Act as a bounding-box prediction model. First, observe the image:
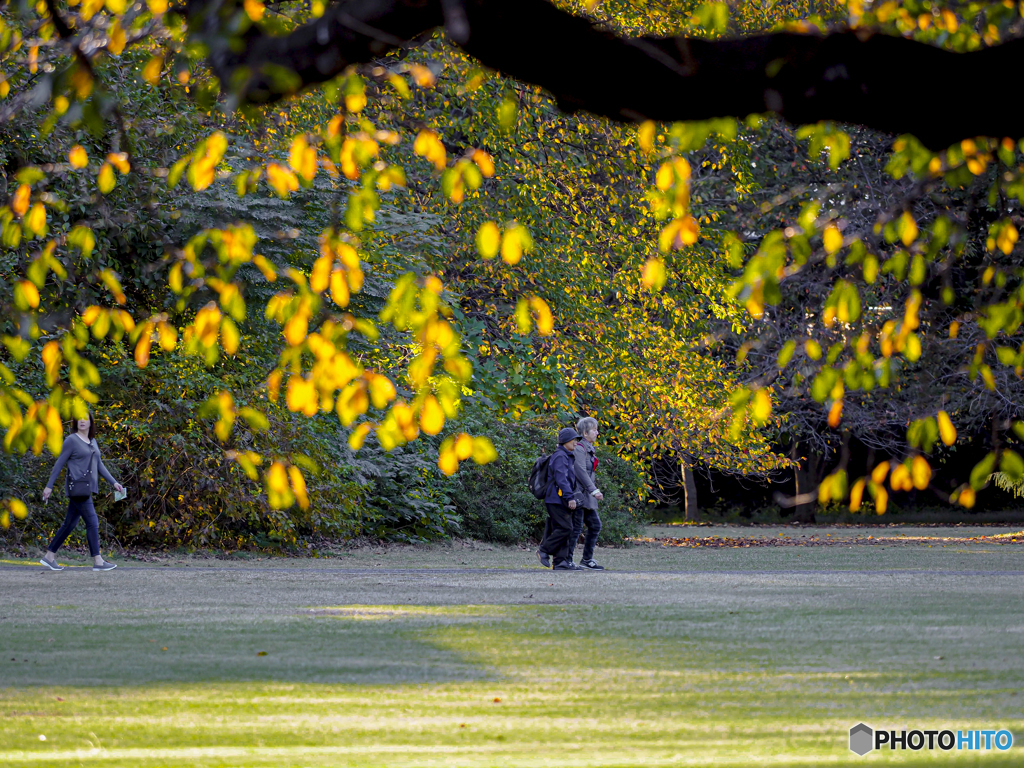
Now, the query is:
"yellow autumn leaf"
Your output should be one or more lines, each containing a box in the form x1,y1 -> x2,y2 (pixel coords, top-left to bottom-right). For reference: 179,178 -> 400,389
752,389 -> 771,423
266,462 -> 288,492
12,184 -> 30,216
365,375 -> 396,410
310,253 -> 332,294
501,224 -> 532,265
438,447 -> 459,476
41,341 -> 61,386
420,395 -> 445,435
911,456 -> 931,490
148,0 -> 167,12
471,436 -> 497,464
957,487 -> 975,508
45,405 -> 63,455
890,463 -> 912,492
330,269 -> 350,307
823,225 -> 842,254
827,399 -> 843,428
899,211 -> 919,246
871,461 -> 890,485
849,478 -> 865,512
413,130 -> 446,170
409,64 -> 435,87
638,121 -> 656,153
286,375 -> 318,416
107,152 -> 130,174
472,149 -> 494,177
8,497 -> 27,519
937,410 -> 956,446
143,56 -> 163,85
288,465 -> 309,510
134,329 -> 152,368
244,0 -> 265,20
82,305 -> 102,326
107,21 -> 126,55
288,135 -> 317,182
655,162 -> 675,191
69,145 -> 88,168
530,296 -> 554,335
874,485 -> 888,514
283,310 -> 308,346
157,321 -> 177,352
266,163 -> 299,197
336,381 -> 369,426
677,216 -> 699,246
220,317 -> 240,354
642,258 -> 667,290
345,92 -> 367,113
515,297 -> 531,334
266,462 -> 294,509
348,423 -> 372,450
25,203 -> 46,237
996,223 -> 1019,255
476,222 -> 501,259
98,163 -> 116,194
15,280 -> 40,309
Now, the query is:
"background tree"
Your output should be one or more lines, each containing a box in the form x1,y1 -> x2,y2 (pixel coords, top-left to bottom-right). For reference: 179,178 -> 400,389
3,0 -> 1024,536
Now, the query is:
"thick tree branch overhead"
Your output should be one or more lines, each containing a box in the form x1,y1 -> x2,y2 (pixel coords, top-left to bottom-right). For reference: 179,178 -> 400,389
193,0 -> 1024,149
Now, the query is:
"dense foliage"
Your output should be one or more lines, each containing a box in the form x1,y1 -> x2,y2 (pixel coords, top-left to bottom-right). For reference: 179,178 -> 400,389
449,410 -> 645,543
3,0 -> 1024,543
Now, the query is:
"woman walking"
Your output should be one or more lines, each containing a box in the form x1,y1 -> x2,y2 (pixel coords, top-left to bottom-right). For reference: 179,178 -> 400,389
40,411 -> 124,571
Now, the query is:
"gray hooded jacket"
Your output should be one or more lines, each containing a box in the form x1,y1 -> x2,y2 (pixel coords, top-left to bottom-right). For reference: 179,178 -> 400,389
573,439 -> 599,510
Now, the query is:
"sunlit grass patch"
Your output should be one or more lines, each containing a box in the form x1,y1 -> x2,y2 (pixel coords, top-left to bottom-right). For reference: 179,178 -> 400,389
307,604 -> 524,621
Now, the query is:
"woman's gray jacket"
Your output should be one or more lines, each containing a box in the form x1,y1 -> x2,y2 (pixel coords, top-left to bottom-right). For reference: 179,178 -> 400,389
573,440 -> 599,510
46,435 -> 117,495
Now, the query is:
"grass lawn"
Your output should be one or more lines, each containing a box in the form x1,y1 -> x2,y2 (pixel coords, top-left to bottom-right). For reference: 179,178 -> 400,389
1,526 -> 1023,766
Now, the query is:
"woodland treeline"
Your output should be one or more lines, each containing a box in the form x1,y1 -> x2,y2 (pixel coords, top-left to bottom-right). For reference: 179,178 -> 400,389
2,0 -> 1024,549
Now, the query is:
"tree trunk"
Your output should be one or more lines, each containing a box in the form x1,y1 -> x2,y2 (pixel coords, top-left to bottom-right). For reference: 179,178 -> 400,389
682,458 -> 699,522
792,447 -> 820,523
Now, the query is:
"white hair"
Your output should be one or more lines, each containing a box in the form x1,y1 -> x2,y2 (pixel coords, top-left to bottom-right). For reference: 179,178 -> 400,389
576,416 -> 598,436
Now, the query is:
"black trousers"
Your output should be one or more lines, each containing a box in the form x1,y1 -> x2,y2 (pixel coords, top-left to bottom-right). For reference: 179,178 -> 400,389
48,495 -> 100,557
540,502 -> 574,567
570,506 -> 602,562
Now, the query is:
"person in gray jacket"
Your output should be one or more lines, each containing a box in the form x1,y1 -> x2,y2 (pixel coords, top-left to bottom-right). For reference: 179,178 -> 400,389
40,411 -> 124,571
569,416 -> 605,570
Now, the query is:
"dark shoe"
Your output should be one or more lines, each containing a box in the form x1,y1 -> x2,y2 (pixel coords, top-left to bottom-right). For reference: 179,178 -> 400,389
553,561 -> 583,571
536,549 -> 550,568
580,559 -> 605,570
92,561 -> 117,571
40,558 -> 64,571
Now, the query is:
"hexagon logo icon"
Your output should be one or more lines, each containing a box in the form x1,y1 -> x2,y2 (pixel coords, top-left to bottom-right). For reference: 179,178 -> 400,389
849,723 -> 874,755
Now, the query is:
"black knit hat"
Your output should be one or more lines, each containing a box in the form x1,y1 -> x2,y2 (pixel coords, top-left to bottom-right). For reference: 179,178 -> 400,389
557,427 -> 582,445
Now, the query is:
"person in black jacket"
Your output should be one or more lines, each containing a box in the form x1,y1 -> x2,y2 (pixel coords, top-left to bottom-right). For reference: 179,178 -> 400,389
536,427 -> 584,571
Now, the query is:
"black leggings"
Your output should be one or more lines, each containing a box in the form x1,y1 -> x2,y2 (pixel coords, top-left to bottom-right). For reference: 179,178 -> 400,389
47,496 -> 100,557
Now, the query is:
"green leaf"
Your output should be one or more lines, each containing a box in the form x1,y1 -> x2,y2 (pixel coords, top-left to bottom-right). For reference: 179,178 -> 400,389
970,452 -> 997,491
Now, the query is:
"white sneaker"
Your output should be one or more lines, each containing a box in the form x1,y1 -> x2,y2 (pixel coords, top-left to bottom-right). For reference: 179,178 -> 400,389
40,558 -> 64,571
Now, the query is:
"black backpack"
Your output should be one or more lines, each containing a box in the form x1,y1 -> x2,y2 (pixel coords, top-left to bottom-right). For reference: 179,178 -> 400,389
528,454 -> 551,499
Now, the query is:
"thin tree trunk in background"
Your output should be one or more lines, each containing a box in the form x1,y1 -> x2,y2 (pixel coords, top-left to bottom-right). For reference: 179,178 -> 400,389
682,459 -> 699,522
791,444 -> 820,523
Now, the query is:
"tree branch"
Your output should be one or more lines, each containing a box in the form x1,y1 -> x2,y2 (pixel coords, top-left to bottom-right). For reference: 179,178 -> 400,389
198,0 -> 1024,148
